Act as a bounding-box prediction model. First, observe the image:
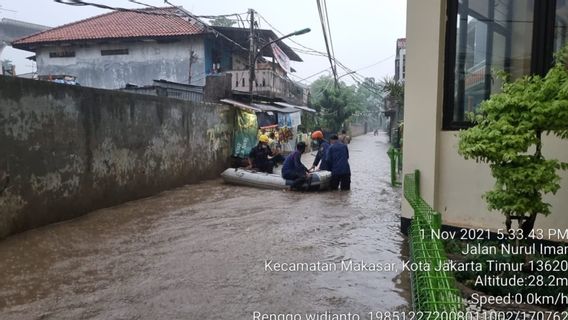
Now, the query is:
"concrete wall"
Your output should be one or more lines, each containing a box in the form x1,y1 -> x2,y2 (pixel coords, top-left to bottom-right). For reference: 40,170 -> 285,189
403,0 -> 568,239
348,123 -> 367,137
0,75 -> 234,238
36,38 -> 206,89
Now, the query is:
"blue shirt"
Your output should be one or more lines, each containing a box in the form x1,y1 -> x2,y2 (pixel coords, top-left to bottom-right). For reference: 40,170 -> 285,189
312,140 -> 330,170
326,142 -> 350,175
282,150 -> 308,177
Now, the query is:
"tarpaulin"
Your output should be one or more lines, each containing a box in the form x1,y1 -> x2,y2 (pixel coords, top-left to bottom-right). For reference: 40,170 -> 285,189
233,110 -> 258,158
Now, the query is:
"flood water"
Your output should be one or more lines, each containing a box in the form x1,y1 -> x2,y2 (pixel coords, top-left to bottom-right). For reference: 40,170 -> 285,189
0,132 -> 410,320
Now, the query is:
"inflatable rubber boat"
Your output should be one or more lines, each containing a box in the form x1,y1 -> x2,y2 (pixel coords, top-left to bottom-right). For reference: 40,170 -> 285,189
221,168 -> 331,190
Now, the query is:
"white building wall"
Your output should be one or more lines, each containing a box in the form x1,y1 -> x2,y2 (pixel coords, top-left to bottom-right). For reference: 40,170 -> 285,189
35,38 -> 206,89
402,0 -> 446,220
404,0 -> 568,240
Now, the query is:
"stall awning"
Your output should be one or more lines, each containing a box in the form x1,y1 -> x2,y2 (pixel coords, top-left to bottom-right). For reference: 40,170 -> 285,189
220,99 -> 261,113
274,102 -> 316,113
252,103 -> 298,113
220,99 -> 309,115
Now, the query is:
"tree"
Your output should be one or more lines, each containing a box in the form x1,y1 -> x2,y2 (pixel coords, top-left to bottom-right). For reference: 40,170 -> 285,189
380,76 -> 405,146
209,16 -> 236,27
309,76 -> 362,133
458,48 -> 568,236
356,77 -> 385,129
380,76 -> 404,109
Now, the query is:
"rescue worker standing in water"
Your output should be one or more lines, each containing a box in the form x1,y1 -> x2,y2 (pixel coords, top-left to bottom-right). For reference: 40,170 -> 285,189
309,130 -> 330,172
326,134 -> 351,190
247,135 -> 274,173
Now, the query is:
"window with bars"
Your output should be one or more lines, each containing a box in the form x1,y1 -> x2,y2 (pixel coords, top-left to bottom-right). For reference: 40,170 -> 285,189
101,49 -> 129,56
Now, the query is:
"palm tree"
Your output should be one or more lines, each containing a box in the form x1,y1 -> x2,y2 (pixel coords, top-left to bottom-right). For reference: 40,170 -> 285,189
380,76 -> 404,147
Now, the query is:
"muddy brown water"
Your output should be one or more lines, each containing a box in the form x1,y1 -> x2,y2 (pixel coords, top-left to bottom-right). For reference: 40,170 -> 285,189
0,132 -> 410,320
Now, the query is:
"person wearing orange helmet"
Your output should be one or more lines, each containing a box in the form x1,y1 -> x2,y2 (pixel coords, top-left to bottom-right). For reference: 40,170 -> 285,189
309,130 -> 330,172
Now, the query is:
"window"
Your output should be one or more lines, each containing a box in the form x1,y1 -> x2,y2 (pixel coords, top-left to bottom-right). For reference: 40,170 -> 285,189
443,0 -> 565,129
49,51 -> 75,58
101,49 -> 129,56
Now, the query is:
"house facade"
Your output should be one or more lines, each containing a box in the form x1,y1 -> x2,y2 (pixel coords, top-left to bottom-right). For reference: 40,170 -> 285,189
403,0 -> 568,239
12,7 -> 306,105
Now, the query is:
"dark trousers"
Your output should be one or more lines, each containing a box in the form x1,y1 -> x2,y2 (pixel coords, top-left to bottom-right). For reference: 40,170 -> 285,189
330,174 -> 351,190
256,162 -> 274,174
272,154 -> 285,164
283,172 -> 309,190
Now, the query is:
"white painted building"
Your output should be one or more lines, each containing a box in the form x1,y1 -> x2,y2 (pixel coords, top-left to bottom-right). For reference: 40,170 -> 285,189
403,0 -> 568,240
12,7 -> 304,94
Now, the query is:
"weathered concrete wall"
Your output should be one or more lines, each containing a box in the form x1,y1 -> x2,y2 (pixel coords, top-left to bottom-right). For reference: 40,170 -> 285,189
35,38 -> 206,89
349,123 -> 367,137
0,75 -> 234,238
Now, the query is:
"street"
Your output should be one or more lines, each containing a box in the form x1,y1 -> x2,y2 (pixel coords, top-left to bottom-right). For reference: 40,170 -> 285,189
0,132 -> 410,320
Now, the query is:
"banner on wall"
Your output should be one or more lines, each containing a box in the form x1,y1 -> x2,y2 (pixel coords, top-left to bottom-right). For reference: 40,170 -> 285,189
233,110 -> 258,158
271,42 -> 291,73
278,112 -> 301,128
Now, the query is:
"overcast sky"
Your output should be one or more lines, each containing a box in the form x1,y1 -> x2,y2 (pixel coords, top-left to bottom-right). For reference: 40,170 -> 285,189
0,0 -> 406,85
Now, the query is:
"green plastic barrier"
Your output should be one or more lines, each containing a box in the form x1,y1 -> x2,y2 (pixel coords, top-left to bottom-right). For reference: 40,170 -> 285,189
404,170 -> 464,313
387,147 -> 402,187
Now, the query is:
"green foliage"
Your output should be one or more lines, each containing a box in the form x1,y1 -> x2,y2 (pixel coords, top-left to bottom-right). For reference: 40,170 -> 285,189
380,76 -> 404,109
209,16 -> 236,27
458,47 -> 568,227
308,75 -> 389,132
309,75 -> 363,132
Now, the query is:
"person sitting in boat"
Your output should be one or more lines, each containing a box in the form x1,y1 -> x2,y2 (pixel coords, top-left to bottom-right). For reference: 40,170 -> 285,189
309,130 -> 330,172
268,132 -> 285,167
282,141 -> 311,191
247,135 -> 274,173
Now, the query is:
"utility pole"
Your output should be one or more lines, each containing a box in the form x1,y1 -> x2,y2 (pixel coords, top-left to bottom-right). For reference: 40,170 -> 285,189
248,8 -> 255,103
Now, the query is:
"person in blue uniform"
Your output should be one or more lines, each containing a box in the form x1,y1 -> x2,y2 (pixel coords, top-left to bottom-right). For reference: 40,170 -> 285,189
309,130 -> 330,171
282,142 -> 311,190
326,134 -> 351,190
247,135 -> 274,173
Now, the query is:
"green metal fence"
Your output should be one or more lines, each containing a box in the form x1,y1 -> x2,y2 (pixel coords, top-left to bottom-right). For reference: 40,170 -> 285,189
387,147 -> 402,187
404,170 -> 464,313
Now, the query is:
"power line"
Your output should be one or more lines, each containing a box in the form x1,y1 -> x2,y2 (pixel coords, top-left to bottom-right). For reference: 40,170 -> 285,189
260,11 -> 389,86
322,0 -> 337,75
0,4 -> 17,12
163,0 -> 251,52
196,12 -> 248,19
53,0 -> 250,52
316,0 -> 338,86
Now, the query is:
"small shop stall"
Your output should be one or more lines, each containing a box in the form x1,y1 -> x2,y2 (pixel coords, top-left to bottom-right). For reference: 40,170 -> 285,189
221,99 -> 316,161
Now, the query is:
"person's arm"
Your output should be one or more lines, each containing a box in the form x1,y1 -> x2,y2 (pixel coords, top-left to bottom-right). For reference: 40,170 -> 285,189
294,152 -> 309,173
311,151 -> 321,170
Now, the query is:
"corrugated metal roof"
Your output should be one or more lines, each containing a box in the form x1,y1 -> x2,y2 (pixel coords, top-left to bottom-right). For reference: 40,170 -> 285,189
274,101 -> 316,113
220,99 -> 261,113
252,103 -> 298,113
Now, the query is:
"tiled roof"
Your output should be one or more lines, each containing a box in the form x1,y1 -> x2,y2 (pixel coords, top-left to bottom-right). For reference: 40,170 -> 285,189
13,7 -> 207,48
